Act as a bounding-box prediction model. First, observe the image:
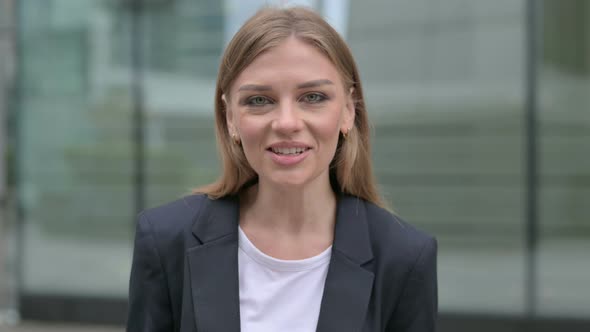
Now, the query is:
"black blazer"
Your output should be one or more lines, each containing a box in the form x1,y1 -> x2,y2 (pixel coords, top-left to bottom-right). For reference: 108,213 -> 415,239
127,193 -> 437,332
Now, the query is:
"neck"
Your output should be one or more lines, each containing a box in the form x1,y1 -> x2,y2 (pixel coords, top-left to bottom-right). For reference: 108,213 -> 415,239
239,177 -> 337,235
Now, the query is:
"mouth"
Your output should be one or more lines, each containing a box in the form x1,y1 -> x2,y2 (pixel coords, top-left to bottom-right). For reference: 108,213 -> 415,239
267,147 -> 312,155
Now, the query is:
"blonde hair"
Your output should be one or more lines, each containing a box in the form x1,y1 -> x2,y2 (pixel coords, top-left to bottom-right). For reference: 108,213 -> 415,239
194,6 -> 386,209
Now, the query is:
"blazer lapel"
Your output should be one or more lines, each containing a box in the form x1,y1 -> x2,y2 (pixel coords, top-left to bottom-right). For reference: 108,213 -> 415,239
316,194 -> 375,332
185,194 -> 374,332
187,195 -> 241,332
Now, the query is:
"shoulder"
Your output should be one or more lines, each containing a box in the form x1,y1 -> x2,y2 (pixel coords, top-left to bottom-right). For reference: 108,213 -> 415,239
361,202 -> 439,330
362,199 -> 437,271
136,194 -> 208,243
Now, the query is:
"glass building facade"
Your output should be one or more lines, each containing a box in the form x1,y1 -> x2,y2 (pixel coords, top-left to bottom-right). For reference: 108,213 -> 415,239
0,0 -> 589,330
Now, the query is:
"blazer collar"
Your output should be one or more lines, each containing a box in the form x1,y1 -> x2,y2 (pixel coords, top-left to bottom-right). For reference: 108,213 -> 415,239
191,193 -> 374,261
187,193 -> 374,332
186,195 -> 241,332
331,193 -> 374,264
191,194 -> 239,244
316,194 -> 375,332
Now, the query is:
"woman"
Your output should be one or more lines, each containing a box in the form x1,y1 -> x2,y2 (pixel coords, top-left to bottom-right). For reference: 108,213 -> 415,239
127,6 -> 437,332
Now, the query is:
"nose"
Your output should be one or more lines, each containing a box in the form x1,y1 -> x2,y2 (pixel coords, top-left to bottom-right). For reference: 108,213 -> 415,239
272,100 -> 303,134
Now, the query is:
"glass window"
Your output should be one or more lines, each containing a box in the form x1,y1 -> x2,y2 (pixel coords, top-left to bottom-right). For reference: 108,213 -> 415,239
141,0 -> 224,208
11,0 -> 590,324
18,0 -> 134,297
538,0 -> 590,318
1,0 -> 19,323
351,0 -> 527,314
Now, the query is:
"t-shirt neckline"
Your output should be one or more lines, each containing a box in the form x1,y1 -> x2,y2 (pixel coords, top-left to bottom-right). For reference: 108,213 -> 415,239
238,226 -> 332,272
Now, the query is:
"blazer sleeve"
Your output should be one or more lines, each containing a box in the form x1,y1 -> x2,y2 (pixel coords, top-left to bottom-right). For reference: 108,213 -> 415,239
127,212 -> 174,332
386,237 -> 438,332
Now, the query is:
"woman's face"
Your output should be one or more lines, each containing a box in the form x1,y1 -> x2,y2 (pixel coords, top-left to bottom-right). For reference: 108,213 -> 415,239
225,37 -> 355,190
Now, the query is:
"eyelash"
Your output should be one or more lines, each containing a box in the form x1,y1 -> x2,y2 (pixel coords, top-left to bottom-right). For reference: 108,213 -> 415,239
301,93 -> 328,104
244,92 -> 328,106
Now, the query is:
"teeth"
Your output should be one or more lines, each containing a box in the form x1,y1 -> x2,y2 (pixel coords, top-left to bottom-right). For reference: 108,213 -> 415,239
271,147 -> 308,155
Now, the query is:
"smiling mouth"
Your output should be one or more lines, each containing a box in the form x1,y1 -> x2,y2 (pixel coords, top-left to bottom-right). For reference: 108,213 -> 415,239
268,147 -> 311,155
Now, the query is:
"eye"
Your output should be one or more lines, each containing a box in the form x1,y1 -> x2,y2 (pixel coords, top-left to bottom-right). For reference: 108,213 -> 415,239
246,96 -> 272,106
301,92 -> 327,104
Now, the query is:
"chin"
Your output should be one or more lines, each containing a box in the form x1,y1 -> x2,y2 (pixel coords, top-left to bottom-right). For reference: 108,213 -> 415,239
269,176 -> 310,188
264,170 -> 327,190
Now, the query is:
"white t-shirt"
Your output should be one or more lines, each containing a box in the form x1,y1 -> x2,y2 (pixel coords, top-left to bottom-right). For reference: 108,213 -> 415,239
238,226 -> 332,332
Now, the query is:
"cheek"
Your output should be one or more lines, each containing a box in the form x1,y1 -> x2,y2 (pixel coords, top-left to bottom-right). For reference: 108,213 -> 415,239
317,121 -> 341,145
236,118 -> 266,166
238,117 -> 264,144
315,110 -> 344,143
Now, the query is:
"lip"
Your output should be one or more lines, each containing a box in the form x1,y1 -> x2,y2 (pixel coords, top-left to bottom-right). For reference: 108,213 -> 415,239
267,141 -> 312,149
266,142 -> 312,166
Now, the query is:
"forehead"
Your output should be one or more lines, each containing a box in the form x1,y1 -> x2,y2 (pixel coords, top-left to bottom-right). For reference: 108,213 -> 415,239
231,37 -> 343,92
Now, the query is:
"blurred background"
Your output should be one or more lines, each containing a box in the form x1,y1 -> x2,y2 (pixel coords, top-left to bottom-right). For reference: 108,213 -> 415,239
0,0 -> 588,331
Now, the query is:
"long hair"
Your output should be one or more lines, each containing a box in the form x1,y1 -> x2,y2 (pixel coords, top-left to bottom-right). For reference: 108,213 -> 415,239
194,6 -> 386,209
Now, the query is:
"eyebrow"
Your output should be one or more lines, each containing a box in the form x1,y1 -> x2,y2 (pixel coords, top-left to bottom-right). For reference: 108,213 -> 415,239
237,79 -> 334,92
296,79 -> 334,89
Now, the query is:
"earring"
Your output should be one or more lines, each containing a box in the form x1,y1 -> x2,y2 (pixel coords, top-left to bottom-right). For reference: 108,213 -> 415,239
231,133 -> 240,145
342,127 -> 352,139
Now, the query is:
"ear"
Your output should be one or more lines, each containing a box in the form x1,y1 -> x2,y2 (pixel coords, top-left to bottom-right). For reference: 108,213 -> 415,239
341,87 -> 356,132
222,94 -> 235,134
